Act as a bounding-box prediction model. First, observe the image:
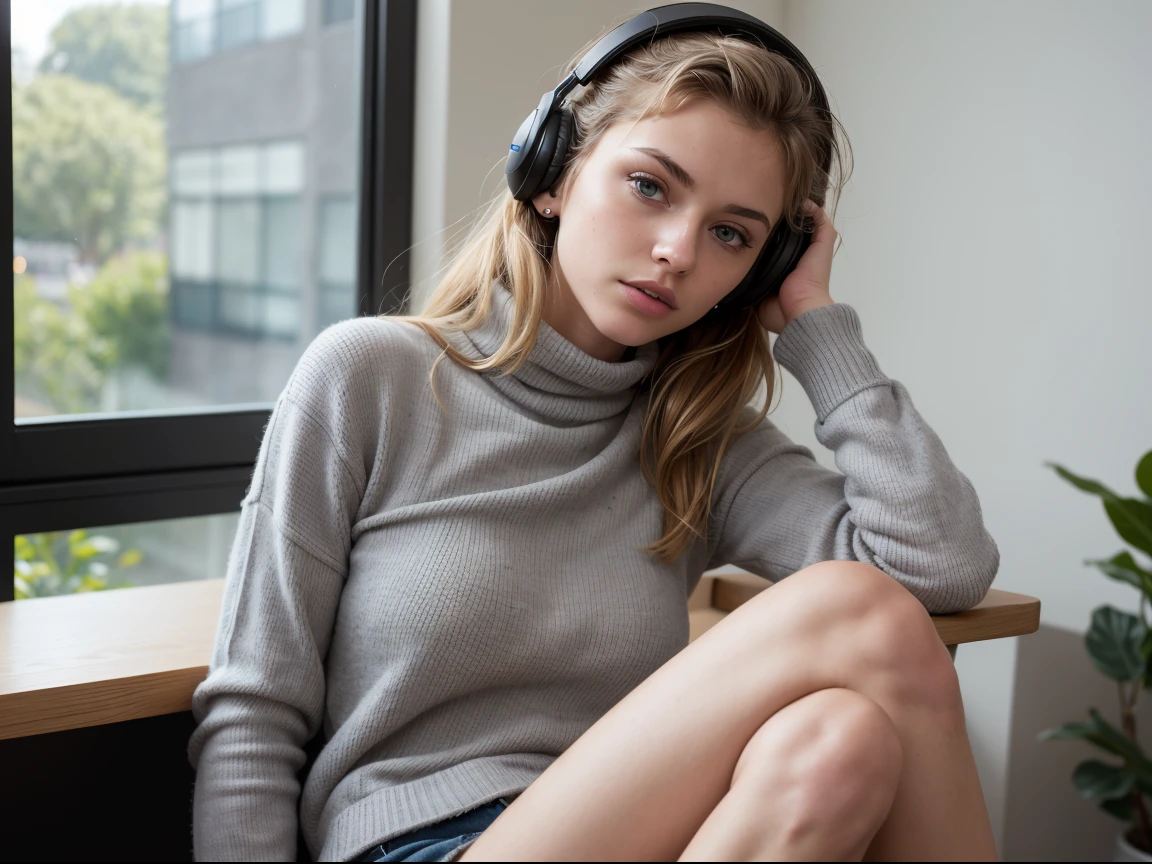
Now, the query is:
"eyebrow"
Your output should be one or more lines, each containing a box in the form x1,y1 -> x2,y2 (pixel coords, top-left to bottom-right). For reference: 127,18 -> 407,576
631,146 -> 772,231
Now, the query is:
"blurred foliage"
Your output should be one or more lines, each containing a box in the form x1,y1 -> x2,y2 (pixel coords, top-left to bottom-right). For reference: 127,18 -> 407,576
71,250 -> 172,378
14,529 -> 141,599
14,251 -> 171,415
12,73 -> 166,263
37,3 -> 169,109
1040,451 -> 1152,852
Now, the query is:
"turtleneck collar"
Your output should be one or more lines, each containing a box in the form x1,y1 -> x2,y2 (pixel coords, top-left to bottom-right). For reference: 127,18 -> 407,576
446,282 -> 659,425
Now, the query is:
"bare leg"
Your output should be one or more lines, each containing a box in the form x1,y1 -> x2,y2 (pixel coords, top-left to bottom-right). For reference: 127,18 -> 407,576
679,687 -> 904,861
459,561 -> 996,862
861,668 -> 995,861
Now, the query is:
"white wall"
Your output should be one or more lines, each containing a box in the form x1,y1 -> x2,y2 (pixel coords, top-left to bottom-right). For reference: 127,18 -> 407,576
410,1 -> 1152,858
776,2 -> 1151,857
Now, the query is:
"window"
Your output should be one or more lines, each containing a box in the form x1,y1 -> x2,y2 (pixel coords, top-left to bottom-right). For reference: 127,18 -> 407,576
7,0 -> 416,602
318,197 -> 357,329
15,514 -> 240,599
174,0 -> 216,62
173,0 -> 306,63
171,141 -> 305,342
219,0 -> 260,51
325,0 -> 357,26
264,0 -> 307,39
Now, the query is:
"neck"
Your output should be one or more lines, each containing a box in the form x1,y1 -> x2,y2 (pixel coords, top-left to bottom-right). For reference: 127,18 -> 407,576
541,267 -> 629,363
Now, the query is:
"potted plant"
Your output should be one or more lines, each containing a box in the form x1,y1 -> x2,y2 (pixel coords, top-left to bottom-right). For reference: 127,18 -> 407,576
1039,449 -> 1152,861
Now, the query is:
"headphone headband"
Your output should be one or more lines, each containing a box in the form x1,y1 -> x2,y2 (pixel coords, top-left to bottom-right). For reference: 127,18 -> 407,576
572,3 -> 822,108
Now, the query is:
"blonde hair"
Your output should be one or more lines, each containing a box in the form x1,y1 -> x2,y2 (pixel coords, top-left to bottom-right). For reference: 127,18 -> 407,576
389,28 -> 852,565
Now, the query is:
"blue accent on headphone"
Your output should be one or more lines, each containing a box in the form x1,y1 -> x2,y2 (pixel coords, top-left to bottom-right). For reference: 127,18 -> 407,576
510,144 -> 521,152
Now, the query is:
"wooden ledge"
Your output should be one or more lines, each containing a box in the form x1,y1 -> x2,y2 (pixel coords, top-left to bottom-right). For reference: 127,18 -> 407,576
0,580 -> 223,741
688,572 -> 1041,646
0,573 -> 1040,741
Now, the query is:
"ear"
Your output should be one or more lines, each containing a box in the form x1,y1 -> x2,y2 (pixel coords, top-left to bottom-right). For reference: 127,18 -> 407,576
530,187 -> 560,220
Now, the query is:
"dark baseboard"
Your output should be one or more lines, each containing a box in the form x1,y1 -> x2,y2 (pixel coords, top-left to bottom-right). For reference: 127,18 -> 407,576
0,712 -> 197,862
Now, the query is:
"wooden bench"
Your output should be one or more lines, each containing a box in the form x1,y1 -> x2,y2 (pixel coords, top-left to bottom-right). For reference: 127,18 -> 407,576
0,574 -> 1041,740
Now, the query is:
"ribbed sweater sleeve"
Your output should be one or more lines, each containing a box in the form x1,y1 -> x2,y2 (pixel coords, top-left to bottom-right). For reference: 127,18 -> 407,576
187,324 -> 374,861
708,302 -> 999,614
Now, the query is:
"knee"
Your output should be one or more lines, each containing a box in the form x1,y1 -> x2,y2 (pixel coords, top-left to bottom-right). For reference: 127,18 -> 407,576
753,561 -> 963,714
736,688 -> 903,845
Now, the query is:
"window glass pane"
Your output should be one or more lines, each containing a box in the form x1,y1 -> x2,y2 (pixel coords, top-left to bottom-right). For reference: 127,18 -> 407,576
219,1 -> 260,52
173,149 -> 215,196
324,0 -> 356,26
317,197 -> 356,329
175,17 -> 215,63
263,197 -> 302,291
263,0 -> 306,40
319,198 -> 355,284
264,295 -> 300,337
219,288 -> 262,332
13,1 -> 363,418
218,145 -> 261,196
171,200 -> 215,280
318,287 -> 354,330
263,140 -> 304,194
175,0 -> 215,22
14,513 -> 240,600
173,279 -> 216,329
217,201 -> 260,284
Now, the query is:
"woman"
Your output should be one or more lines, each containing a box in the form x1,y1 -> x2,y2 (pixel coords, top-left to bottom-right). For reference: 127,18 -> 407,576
189,7 -> 1001,862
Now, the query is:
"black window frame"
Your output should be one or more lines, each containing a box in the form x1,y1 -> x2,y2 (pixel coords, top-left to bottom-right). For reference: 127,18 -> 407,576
0,0 -> 417,601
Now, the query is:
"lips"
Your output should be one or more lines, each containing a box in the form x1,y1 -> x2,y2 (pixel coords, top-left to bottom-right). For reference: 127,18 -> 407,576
622,281 -> 677,309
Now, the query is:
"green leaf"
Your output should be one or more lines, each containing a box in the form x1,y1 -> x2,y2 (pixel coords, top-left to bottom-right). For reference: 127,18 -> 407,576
1049,462 -> 1122,498
1091,710 -> 1152,780
1040,721 -> 1104,746
1086,606 -> 1147,681
1047,463 -> 1152,556
1102,795 -> 1135,822
1040,709 -> 1152,786
1136,450 -> 1152,500
1074,759 -> 1136,799
1106,498 -> 1152,559
1086,551 -> 1152,595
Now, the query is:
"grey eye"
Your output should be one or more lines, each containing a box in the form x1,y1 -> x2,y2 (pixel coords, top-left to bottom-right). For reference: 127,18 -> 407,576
715,226 -> 738,243
636,179 -> 660,198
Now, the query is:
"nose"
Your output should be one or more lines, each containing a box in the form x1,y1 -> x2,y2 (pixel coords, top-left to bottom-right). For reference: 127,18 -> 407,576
651,217 -> 697,275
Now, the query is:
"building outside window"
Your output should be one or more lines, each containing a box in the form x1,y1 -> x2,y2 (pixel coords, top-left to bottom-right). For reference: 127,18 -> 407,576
317,196 -> 357,330
324,0 -> 356,26
11,0 -> 368,601
171,141 -> 305,341
174,0 -> 306,63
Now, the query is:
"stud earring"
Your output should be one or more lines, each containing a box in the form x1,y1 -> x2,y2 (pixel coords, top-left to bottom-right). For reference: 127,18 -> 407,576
543,208 -> 552,216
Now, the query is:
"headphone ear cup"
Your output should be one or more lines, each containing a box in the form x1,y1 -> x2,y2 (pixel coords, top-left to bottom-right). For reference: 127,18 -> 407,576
719,222 -> 812,310
758,229 -> 811,302
537,108 -> 573,196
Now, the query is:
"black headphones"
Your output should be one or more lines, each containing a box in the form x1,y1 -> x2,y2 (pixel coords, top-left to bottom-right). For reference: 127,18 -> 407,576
505,2 -> 832,313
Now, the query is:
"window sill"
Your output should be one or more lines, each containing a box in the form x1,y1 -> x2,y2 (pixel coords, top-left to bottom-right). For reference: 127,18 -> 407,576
0,574 -> 1039,741
0,580 -> 223,740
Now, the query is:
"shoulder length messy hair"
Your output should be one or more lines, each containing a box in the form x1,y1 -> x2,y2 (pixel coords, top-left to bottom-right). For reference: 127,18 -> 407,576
390,28 -> 852,566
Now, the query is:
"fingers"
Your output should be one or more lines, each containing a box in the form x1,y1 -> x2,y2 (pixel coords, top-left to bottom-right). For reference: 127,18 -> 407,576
802,199 -> 838,247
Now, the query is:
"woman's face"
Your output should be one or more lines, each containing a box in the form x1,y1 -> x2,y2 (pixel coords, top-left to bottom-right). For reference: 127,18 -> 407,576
535,98 -> 788,362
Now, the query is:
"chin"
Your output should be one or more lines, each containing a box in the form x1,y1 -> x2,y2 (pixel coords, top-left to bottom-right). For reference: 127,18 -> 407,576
592,316 -> 660,348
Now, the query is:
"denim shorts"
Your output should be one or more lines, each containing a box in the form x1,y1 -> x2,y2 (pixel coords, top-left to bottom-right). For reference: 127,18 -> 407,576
352,796 -> 513,863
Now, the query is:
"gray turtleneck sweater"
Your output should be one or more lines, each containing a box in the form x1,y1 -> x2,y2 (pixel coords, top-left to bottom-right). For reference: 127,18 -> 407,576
188,282 -> 999,861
